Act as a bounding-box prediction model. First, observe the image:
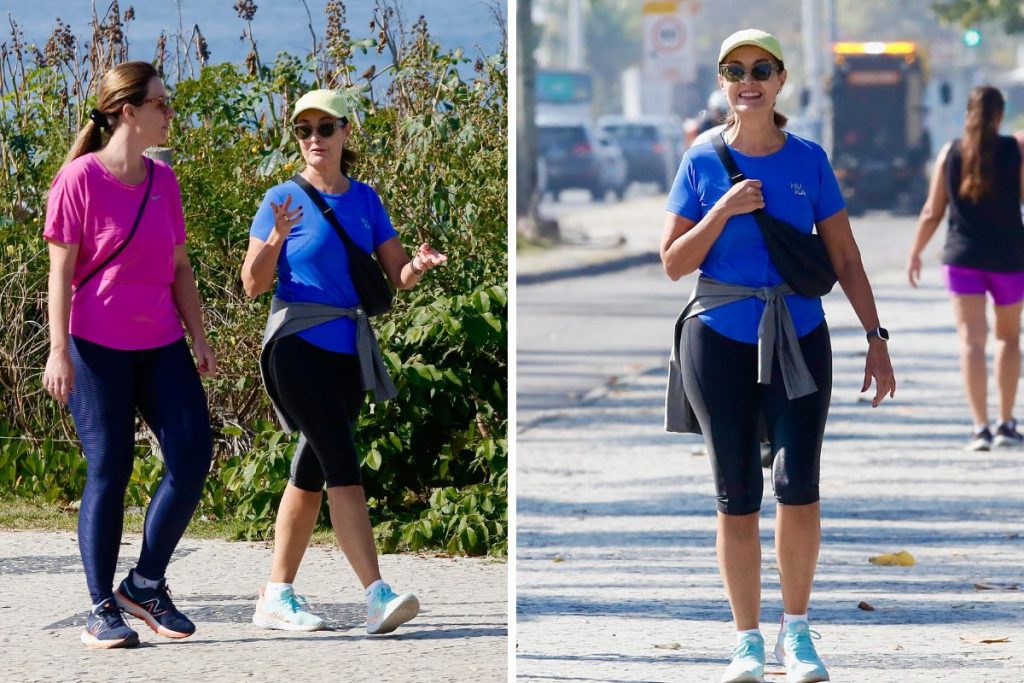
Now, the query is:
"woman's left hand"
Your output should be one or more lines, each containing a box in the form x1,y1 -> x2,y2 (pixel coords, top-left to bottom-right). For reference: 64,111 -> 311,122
862,342 -> 895,407
192,337 -> 218,378
413,242 -> 448,272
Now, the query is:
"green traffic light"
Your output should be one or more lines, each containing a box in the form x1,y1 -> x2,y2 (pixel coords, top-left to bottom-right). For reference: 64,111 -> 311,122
963,28 -> 982,48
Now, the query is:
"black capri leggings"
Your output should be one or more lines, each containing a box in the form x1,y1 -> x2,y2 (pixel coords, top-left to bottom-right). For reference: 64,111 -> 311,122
680,317 -> 832,515
266,334 -> 366,490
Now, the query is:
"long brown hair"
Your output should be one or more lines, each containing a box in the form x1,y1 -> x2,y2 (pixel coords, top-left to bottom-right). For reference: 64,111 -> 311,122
64,61 -> 159,166
340,147 -> 358,176
723,59 -> 789,131
959,85 -> 1004,203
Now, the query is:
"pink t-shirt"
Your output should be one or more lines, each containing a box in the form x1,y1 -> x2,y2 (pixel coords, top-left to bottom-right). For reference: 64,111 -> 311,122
44,153 -> 186,350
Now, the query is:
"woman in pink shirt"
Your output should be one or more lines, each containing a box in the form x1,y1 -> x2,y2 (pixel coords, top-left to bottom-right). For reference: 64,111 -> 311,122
42,61 -> 216,649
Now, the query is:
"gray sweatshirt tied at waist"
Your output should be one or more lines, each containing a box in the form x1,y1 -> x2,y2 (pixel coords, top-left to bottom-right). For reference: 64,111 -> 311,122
260,297 -> 398,433
665,275 -> 819,434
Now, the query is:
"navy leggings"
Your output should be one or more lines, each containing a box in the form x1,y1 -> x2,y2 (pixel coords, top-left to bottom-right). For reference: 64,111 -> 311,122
266,334 -> 365,491
68,336 -> 212,604
680,317 -> 832,515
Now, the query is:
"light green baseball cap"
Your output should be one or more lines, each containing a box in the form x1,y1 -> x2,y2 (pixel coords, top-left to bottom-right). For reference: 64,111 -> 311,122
718,28 -> 784,64
290,89 -> 353,122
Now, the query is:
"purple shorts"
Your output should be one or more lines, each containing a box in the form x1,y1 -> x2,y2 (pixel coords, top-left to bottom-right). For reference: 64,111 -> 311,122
943,265 -> 1024,306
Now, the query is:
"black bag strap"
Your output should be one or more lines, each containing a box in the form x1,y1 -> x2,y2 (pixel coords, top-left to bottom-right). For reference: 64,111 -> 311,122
711,133 -> 747,185
290,173 -> 362,252
75,157 -> 155,292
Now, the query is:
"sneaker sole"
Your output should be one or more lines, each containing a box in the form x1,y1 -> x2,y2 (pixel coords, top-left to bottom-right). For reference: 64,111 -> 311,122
252,610 -> 325,632
367,594 -> 420,635
114,590 -> 193,639
993,436 -> 1023,449
966,442 -> 991,451
80,629 -> 139,649
787,673 -> 829,683
721,672 -> 764,683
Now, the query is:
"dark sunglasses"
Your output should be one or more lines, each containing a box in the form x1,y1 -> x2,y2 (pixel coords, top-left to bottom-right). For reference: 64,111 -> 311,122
719,62 -> 778,83
292,117 -> 350,140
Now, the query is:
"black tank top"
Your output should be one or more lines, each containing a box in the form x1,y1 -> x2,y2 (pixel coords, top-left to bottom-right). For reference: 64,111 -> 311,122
942,136 -> 1024,271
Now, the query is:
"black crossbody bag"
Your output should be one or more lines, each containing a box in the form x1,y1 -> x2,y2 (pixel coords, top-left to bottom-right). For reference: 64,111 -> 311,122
291,174 -> 394,316
711,134 -> 838,298
74,157 -> 155,293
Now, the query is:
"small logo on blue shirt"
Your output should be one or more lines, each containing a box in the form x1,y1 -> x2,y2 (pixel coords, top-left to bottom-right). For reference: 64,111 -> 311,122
790,183 -> 806,197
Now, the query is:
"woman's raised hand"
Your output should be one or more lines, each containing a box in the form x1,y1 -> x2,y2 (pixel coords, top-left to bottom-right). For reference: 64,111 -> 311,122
270,195 -> 303,239
413,243 -> 448,272
717,179 -> 765,218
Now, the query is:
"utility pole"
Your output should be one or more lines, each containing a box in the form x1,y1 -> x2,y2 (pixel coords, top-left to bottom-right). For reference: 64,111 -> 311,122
801,0 -> 824,141
567,0 -> 584,70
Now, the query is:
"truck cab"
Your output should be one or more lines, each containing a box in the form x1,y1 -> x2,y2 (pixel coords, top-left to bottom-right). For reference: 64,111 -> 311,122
829,41 -> 931,215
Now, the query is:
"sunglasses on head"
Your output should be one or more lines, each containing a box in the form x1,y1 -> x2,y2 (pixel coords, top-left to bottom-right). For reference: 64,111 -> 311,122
719,62 -> 778,83
292,117 -> 350,140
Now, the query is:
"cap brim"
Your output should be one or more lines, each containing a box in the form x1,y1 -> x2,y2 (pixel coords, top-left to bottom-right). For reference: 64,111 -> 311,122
290,106 -> 348,123
719,40 -> 783,64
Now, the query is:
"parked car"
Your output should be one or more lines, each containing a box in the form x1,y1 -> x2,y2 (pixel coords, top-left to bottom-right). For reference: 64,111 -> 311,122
597,115 -> 679,192
536,119 -> 627,202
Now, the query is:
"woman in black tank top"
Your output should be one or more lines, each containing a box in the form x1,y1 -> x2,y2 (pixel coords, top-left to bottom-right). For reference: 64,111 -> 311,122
907,85 -> 1024,450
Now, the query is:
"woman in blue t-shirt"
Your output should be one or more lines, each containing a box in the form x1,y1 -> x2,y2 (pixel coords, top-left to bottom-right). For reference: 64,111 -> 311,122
241,89 -> 446,636
661,30 -> 895,683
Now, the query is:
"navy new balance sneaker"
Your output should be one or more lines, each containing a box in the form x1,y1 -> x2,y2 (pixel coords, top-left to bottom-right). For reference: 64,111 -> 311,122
114,568 -> 195,639
81,599 -> 139,649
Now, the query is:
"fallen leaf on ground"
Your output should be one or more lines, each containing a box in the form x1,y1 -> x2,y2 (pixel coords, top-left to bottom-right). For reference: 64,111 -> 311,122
868,550 -> 915,566
951,603 -> 976,609
892,644 -> 904,651
974,583 -> 994,590
552,554 -> 564,563
653,642 -> 681,650
857,601 -> 875,611
959,633 -> 1010,645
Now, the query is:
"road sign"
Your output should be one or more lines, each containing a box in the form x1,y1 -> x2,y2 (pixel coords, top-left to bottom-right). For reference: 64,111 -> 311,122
643,4 -> 696,84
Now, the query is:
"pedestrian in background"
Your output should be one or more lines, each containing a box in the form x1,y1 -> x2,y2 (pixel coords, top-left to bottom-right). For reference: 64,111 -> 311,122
908,86 -> 1024,451
662,29 -> 895,683
42,61 -> 216,649
241,89 -> 446,635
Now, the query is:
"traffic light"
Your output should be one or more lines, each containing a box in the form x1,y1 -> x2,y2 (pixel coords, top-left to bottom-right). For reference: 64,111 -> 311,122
963,28 -> 982,48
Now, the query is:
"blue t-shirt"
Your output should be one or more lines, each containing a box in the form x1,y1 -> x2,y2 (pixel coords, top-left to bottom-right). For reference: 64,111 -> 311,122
667,133 -> 845,343
251,178 -> 398,354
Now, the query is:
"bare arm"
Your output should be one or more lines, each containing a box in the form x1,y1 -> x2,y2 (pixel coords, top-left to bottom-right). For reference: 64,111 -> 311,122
907,142 -> 951,287
172,244 -> 216,377
660,178 -> 765,280
818,208 -> 896,406
42,241 -> 79,404
241,195 -> 303,298
375,237 -> 447,290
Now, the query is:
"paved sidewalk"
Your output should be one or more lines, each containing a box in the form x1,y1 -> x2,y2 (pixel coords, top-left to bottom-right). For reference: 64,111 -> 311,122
517,268 -> 1024,682
0,531 -> 506,682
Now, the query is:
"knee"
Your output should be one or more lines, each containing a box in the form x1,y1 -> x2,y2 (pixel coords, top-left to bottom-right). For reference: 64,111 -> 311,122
773,474 -> 819,506
717,486 -> 762,516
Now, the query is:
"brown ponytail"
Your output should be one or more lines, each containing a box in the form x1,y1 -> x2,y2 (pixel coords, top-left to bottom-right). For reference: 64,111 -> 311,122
959,85 -> 1004,203
340,147 -> 358,176
63,61 -> 160,166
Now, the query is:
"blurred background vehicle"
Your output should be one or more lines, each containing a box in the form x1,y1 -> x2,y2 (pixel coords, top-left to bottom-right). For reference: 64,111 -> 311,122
597,115 -> 679,192
537,118 -> 628,202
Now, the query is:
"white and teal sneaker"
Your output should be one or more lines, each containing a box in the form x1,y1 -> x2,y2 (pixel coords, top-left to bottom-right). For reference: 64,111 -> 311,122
774,621 -> 830,683
252,585 -> 325,632
366,582 -> 419,635
721,632 -> 766,682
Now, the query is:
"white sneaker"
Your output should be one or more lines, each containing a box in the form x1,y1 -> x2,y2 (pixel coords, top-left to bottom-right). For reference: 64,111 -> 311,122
775,621 -> 830,683
721,632 -> 766,682
366,582 -> 419,635
252,585 -> 325,631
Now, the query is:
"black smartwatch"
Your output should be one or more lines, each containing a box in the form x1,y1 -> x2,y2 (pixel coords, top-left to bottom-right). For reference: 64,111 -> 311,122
866,326 -> 889,342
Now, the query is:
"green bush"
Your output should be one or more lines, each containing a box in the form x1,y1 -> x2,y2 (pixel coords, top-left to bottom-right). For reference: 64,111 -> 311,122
0,4 -> 507,555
